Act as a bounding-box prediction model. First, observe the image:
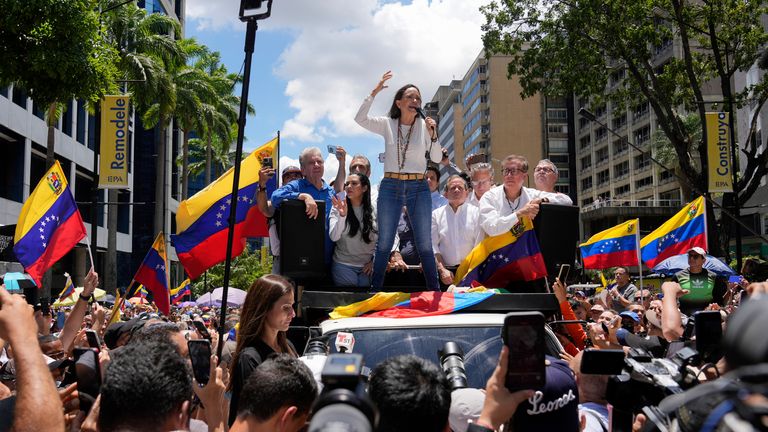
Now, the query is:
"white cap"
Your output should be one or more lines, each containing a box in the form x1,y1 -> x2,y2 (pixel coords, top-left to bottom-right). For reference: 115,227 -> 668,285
449,388 -> 485,432
687,247 -> 707,257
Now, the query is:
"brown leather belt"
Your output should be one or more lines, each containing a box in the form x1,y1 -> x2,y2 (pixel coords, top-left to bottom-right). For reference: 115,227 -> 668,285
384,172 -> 424,181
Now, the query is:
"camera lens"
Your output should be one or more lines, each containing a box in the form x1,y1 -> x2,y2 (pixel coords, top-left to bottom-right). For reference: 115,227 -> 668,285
439,342 -> 468,390
306,339 -> 329,355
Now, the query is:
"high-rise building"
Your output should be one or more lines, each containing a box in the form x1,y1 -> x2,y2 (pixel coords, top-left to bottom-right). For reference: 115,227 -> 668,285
0,0 -> 186,293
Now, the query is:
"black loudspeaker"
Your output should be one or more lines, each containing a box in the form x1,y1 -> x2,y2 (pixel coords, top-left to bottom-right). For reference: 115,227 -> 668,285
279,199 -> 326,280
533,203 -> 580,278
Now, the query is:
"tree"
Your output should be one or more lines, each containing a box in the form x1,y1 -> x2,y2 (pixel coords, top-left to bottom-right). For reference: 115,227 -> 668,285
190,245 -> 270,297
0,0 -> 118,168
482,0 -> 768,259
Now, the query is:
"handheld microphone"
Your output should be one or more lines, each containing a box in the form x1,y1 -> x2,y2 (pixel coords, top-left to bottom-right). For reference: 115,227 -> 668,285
334,332 -> 355,353
415,107 -> 426,119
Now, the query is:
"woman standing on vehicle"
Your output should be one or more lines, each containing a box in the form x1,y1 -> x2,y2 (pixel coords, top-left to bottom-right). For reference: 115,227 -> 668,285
329,173 -> 378,287
354,71 -> 443,290
227,274 -> 297,425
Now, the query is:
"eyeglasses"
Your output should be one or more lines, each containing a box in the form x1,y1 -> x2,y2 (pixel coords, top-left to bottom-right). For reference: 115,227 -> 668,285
534,166 -> 555,173
502,168 -> 526,176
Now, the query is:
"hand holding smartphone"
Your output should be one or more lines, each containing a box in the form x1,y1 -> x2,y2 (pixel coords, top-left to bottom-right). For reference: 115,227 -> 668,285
262,157 -> 273,169
501,312 -> 546,391
188,340 -> 212,386
192,320 -> 211,340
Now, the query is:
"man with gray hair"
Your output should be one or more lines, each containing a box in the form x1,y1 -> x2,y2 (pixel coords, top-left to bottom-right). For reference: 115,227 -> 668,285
467,162 -> 494,207
271,147 -> 336,264
533,159 -> 573,205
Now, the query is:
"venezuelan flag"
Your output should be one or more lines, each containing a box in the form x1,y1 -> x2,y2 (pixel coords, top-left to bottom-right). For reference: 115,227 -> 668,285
171,137 -> 277,279
365,291 -> 494,318
641,196 -> 707,268
133,233 -> 170,315
13,161 -> 86,285
171,278 -> 191,304
454,217 -> 547,287
57,273 -> 76,303
580,219 -> 640,269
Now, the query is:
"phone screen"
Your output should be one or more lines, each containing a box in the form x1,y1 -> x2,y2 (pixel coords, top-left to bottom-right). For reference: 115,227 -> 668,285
192,320 -> 211,340
74,348 -> 101,412
327,145 -> 337,154
557,264 -> 571,283
85,330 -> 101,349
728,275 -> 742,284
694,311 -> 723,362
188,340 -> 211,386
502,312 -> 546,391
263,157 -> 273,168
580,348 -> 625,375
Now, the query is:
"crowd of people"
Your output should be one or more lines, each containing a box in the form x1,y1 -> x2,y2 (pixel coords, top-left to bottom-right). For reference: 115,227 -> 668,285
2,71 -> 767,431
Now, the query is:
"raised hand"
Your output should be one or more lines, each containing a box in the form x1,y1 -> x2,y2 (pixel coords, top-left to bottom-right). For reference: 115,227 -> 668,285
371,70 -> 393,97
331,194 -> 347,217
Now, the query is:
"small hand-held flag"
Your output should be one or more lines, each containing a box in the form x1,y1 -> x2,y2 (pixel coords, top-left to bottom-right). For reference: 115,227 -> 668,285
57,272 -> 76,302
133,233 -> 170,315
13,161 -> 87,285
171,278 -> 191,304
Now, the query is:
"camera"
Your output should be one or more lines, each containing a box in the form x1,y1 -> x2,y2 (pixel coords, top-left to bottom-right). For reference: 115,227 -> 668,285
438,342 -> 468,390
308,353 -> 377,432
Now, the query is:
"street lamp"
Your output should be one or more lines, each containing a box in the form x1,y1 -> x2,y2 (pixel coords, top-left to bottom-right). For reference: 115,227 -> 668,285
216,0 -> 274,359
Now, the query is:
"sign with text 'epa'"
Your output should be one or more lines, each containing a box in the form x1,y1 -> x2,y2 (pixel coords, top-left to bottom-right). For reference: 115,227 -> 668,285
99,95 -> 130,189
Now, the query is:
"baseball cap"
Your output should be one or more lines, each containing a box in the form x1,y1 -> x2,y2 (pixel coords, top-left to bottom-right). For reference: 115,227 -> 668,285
449,388 -> 485,432
590,304 -> 605,313
281,165 -> 301,177
687,247 -> 707,257
512,357 -> 579,432
575,290 -> 586,298
620,311 -> 640,322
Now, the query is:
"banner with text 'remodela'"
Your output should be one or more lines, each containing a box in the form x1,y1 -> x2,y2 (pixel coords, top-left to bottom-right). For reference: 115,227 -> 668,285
706,112 -> 733,193
99,95 -> 130,189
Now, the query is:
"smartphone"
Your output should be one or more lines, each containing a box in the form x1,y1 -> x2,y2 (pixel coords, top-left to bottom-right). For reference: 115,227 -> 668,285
73,347 -> 101,412
40,298 -> 50,316
262,157 -> 273,168
580,348 -> 625,375
501,312 -> 546,391
378,152 -> 385,163
191,320 -> 211,340
327,145 -> 337,154
557,264 -> 571,283
694,310 -> 723,362
728,275 -> 742,284
85,329 -> 101,349
188,340 -> 212,386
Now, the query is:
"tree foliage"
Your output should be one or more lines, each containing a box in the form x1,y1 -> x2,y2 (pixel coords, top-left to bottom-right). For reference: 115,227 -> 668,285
0,0 -> 118,107
190,245 -> 271,298
482,0 -> 768,255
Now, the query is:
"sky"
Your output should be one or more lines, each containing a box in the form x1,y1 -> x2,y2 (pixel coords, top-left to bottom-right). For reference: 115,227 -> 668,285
185,0 -> 488,184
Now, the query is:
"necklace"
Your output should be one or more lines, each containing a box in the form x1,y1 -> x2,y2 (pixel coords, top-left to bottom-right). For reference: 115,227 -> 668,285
396,121 -> 414,171
504,188 -> 521,211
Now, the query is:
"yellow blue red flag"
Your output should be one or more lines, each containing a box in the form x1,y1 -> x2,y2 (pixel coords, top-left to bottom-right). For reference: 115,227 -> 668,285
57,273 -> 76,303
579,219 -> 640,269
171,278 -> 191,304
133,233 -> 170,315
171,137 -> 277,279
640,196 -> 707,268
14,161 -> 86,285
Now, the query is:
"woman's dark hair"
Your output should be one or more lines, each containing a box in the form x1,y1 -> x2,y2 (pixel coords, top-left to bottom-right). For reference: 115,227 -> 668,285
388,84 -> 420,119
345,173 -> 375,243
228,274 -> 296,391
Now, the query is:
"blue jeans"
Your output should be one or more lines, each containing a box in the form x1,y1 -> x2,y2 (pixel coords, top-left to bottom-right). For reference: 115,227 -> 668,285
332,261 -> 371,287
372,177 -> 439,290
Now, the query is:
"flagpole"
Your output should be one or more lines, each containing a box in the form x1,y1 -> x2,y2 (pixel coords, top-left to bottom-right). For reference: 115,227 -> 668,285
702,195 -> 709,252
83,232 -> 95,271
635,219 -> 644,302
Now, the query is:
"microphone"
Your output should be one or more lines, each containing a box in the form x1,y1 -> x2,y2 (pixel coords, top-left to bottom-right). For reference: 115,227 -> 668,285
415,107 -> 426,119
334,331 -> 355,353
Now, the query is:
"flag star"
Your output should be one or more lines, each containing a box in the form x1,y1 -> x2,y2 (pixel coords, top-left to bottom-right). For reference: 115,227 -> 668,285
41,221 -> 46,227
215,221 -> 222,226
226,198 -> 231,205
39,227 -> 44,232
45,216 -> 50,222
216,212 -> 222,218
42,242 -> 46,248
40,234 -> 45,240
249,198 -> 254,204
220,204 -> 226,211
504,257 -> 509,262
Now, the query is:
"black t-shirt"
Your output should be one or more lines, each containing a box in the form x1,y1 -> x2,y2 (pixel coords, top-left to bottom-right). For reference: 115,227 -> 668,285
228,340 -> 276,426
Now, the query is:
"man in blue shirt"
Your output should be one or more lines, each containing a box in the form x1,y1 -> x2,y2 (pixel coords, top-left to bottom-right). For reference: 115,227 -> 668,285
270,147 -> 336,264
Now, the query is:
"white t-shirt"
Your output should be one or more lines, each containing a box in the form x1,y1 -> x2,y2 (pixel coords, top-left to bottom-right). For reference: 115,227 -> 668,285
431,203 -> 484,267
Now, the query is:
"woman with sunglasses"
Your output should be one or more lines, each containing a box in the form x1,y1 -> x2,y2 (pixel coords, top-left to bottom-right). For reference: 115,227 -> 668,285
354,71 -> 443,290
329,173 -> 377,287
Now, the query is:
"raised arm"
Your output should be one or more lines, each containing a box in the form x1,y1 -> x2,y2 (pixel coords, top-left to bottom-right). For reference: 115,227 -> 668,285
354,71 -> 393,133
333,146 -> 347,194
60,269 -> 98,352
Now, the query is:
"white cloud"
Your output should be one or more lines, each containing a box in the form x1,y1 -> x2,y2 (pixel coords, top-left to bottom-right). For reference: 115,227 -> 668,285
187,0 -> 487,142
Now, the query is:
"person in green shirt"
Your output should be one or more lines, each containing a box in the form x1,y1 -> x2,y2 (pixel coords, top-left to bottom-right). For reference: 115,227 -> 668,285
672,247 -> 727,315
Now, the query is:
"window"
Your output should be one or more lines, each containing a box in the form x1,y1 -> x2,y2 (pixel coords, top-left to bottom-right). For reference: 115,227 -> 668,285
633,102 -> 649,120
550,155 -> 569,164
579,117 -> 590,128
548,124 -> 567,134
596,147 -> 609,163
614,139 -> 628,155
12,86 -> 27,109
612,114 -> 627,130
660,170 -> 675,182
581,155 -> 592,169
582,197 -> 594,206
634,125 -> 651,145
76,99 -> 86,144
595,126 -> 607,141
598,191 -> 611,201
581,177 -> 593,190
548,139 -> 568,152
0,137 -> 25,202
0,86 -> 8,98
559,169 -> 569,179
595,105 -> 606,118
597,169 -> 610,185
463,112 -> 481,136
555,184 -> 569,194
547,109 -> 567,121
580,136 -> 591,150
62,101 -> 73,137
635,153 -> 651,170
615,184 -> 631,196
763,214 -> 768,235
635,176 -> 653,189
610,69 -> 626,86
614,161 -> 629,177
117,190 -> 131,234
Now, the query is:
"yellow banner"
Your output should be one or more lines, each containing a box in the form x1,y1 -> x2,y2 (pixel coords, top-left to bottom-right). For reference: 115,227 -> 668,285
706,112 -> 732,193
99,95 -> 130,188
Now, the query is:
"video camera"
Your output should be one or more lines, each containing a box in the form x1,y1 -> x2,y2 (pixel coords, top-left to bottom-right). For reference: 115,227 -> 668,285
306,351 -> 377,432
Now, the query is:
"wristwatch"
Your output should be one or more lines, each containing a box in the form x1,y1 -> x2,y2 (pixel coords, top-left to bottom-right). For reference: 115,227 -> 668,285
79,293 -> 91,303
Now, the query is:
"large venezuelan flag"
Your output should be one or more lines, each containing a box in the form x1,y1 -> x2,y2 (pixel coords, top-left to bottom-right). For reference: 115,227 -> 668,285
14,161 -> 87,286
365,291 -> 494,318
133,233 -> 170,315
640,196 -> 707,268
454,217 -> 547,287
579,219 -> 640,269
172,137 -> 277,279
